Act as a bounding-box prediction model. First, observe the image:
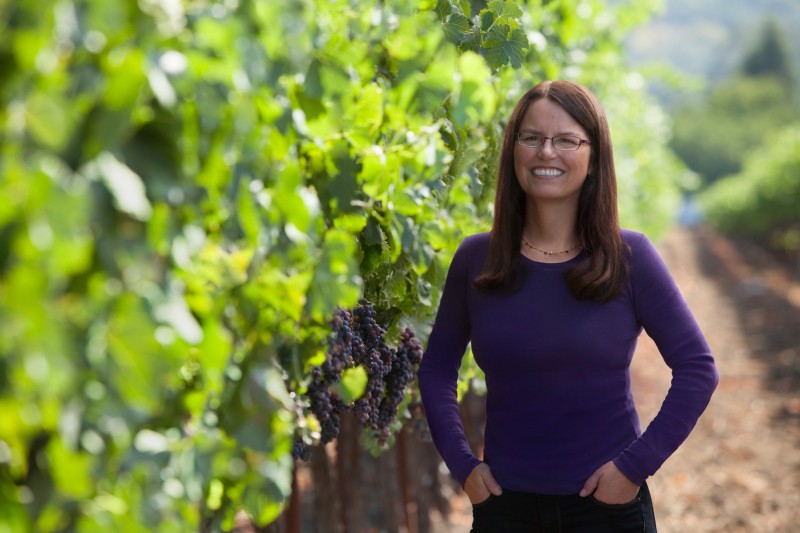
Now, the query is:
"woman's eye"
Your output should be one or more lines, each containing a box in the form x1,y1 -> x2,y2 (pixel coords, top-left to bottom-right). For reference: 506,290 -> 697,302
556,136 -> 579,147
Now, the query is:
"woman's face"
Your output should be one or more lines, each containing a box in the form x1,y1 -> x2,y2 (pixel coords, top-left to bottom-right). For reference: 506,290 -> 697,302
513,98 -> 592,206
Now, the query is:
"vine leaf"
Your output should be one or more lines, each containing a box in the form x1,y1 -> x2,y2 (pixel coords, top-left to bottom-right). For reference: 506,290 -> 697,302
484,24 -> 529,69
442,12 -> 472,46
435,0 -> 454,19
334,367 -> 368,403
488,0 -> 523,19
90,151 -> 153,221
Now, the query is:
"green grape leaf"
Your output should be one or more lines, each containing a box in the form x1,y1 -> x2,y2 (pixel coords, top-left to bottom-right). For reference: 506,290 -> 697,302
435,0 -> 455,19
364,217 -> 385,247
443,12 -> 471,45
237,179 -> 261,242
334,366 -> 368,403
48,438 -> 94,500
487,0 -> 523,19
305,58 -> 324,100
479,9 -> 495,32
306,229 -> 362,321
484,24 -> 528,69
325,143 -> 361,213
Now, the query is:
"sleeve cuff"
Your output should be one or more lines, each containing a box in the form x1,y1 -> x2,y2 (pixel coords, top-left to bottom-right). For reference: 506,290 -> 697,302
613,454 -> 648,487
453,457 -> 484,488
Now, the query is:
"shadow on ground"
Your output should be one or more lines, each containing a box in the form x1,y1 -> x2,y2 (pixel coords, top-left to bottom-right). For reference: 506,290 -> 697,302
690,226 -> 800,418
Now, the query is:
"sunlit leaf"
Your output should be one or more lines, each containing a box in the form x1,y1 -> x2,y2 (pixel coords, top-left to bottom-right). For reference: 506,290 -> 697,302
442,12 -> 471,45
48,439 -> 94,499
334,366 -> 368,403
484,24 -> 528,69
487,0 -> 523,19
452,52 -> 497,128
306,229 -> 362,321
90,152 -> 153,221
154,291 -> 203,345
435,0 -> 454,19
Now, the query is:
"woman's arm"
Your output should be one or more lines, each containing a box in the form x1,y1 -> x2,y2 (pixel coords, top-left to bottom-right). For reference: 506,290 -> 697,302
417,238 -> 483,487
613,232 -> 720,485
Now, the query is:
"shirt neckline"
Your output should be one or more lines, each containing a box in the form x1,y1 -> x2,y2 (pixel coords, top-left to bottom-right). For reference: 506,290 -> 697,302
519,250 -> 585,270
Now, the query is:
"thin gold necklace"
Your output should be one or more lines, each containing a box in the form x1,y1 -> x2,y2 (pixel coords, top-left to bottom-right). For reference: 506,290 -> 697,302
521,236 -> 582,256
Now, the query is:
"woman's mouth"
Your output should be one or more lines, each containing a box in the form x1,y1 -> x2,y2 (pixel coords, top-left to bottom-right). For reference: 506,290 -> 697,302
531,168 -> 564,177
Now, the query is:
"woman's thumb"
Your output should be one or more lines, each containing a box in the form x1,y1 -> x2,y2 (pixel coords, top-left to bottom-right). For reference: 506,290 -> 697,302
481,468 -> 503,496
579,471 -> 600,497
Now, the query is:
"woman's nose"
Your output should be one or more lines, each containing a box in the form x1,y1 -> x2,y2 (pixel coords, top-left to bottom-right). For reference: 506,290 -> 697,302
537,139 -> 558,158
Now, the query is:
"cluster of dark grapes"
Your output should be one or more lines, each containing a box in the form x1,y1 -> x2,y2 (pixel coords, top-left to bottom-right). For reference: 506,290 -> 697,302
291,436 -> 312,461
293,301 -> 424,460
372,327 -> 423,442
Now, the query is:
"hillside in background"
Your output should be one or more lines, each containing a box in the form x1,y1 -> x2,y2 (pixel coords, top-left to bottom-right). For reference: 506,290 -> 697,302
625,0 -> 800,105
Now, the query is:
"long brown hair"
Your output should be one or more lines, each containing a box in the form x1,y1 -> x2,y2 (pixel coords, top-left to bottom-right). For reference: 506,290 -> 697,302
473,80 -> 629,302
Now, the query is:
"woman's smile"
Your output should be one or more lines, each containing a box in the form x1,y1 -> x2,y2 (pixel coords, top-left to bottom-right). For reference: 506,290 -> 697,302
530,167 -> 565,177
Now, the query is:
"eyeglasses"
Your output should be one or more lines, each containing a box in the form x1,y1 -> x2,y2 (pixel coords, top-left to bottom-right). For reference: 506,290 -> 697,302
517,132 -> 591,151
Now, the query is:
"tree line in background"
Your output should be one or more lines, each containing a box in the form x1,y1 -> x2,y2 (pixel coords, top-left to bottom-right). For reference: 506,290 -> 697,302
0,0 -> 714,531
669,18 -> 800,262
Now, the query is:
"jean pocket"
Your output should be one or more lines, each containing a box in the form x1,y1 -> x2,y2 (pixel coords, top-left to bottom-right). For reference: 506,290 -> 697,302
471,494 -> 496,509
589,490 -> 641,510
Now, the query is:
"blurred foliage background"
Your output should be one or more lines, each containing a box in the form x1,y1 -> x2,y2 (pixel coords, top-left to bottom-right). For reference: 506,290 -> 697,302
0,0 -> 796,531
626,0 -> 800,259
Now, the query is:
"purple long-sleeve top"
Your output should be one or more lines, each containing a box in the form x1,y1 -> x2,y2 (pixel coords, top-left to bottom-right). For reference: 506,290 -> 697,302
417,230 -> 719,495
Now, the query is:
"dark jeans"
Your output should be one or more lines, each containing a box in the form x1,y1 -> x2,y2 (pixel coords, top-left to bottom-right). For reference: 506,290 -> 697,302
471,481 -> 657,533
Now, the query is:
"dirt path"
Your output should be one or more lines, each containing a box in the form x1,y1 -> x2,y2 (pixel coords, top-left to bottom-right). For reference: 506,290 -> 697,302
632,226 -> 800,532
432,225 -> 800,532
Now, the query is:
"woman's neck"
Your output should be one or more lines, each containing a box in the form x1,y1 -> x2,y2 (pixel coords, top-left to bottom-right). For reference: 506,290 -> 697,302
522,200 -> 579,248
520,200 -> 581,262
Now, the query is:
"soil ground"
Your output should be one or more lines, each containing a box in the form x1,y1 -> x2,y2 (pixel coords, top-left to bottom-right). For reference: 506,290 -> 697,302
431,225 -> 800,533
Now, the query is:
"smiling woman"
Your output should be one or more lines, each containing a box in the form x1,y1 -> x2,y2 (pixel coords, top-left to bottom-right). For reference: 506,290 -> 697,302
417,80 -> 720,533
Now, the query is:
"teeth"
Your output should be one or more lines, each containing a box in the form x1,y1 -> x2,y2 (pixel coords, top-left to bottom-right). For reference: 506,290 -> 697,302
532,168 -> 563,177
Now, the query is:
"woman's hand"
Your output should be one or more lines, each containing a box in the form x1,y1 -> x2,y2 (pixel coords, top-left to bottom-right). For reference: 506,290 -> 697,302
464,463 -> 503,505
579,461 -> 639,504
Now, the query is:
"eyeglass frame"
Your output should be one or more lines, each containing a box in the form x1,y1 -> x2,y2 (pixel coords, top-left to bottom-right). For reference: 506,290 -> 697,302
516,131 -> 592,151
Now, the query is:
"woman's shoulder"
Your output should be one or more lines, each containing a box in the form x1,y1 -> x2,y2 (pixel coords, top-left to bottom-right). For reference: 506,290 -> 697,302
620,228 -> 658,257
459,232 -> 491,250
452,232 -> 491,267
620,228 -> 648,247
619,228 -> 669,277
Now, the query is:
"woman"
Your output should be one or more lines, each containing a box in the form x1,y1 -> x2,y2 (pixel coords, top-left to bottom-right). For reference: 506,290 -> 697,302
416,80 -> 719,532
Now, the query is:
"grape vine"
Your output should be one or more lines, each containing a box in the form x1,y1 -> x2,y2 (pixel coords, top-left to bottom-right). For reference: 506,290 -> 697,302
0,0 -> 682,527
293,301 -> 424,460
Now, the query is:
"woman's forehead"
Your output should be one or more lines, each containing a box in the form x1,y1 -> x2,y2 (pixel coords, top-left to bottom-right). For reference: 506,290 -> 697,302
519,99 -> 587,134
